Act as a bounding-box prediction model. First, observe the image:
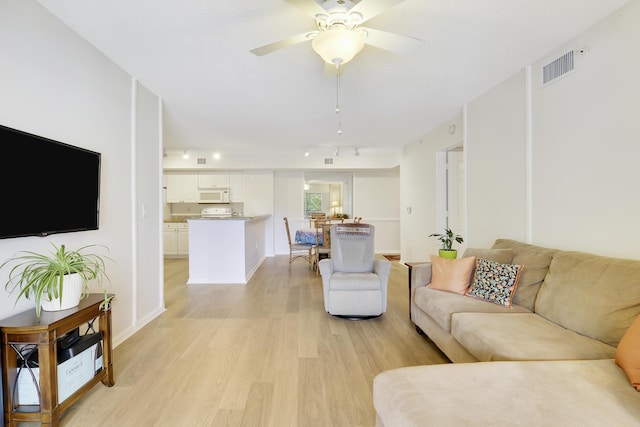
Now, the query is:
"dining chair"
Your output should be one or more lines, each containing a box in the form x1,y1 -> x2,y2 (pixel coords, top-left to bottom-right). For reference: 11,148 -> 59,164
313,222 -> 332,274
283,217 -> 314,271
309,212 -> 327,228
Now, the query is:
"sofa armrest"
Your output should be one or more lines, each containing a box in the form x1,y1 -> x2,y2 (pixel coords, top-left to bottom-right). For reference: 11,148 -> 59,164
411,263 -> 432,293
410,263 -> 432,323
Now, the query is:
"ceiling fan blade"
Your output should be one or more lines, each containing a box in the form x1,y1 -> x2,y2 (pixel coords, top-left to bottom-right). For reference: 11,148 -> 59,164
250,32 -> 314,56
360,27 -> 424,55
284,0 -> 328,18
350,0 -> 410,23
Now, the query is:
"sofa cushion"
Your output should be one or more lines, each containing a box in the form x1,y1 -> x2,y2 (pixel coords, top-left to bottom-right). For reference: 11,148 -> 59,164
536,251 -> 640,347
616,314 -> 640,391
491,239 -> 558,311
464,258 -> 522,307
462,247 -> 514,264
427,255 -> 476,295
373,359 -> 640,427
414,287 -> 530,333
452,312 -> 616,361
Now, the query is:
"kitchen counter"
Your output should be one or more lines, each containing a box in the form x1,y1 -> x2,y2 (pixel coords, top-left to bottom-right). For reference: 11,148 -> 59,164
188,214 -> 270,221
164,218 -> 189,223
186,214 -> 270,284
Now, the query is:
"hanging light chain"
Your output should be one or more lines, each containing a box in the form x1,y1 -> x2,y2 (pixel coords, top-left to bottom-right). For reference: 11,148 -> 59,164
336,63 -> 342,135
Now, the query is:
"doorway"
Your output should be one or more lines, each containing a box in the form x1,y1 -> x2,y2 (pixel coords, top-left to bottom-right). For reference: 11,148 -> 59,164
437,146 -> 465,244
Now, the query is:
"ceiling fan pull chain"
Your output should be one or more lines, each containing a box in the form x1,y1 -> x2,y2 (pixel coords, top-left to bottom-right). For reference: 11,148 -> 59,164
336,63 -> 342,135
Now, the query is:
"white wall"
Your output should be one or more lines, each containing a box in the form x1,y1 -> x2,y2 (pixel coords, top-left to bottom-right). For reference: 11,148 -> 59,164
400,115 -> 463,263
528,2 -> 640,257
353,171 -> 400,254
401,0 -> 640,261
466,71 -> 528,248
243,171 -> 275,257
0,1 -> 163,345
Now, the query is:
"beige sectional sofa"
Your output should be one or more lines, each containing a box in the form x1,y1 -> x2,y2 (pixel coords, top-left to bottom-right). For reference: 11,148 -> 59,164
373,239 -> 640,426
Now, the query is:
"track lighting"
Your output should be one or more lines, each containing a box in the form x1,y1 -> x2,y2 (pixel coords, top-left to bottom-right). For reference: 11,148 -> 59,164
354,147 -> 360,156
334,147 -> 340,156
182,150 -> 189,159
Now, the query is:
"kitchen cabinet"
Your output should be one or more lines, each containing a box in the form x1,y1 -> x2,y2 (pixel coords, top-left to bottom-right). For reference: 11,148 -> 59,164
198,172 -> 229,189
163,223 -> 189,257
229,172 -> 243,202
166,173 -> 199,203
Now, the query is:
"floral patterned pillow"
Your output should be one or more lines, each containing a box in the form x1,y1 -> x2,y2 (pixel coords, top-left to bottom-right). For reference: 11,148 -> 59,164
465,258 -> 523,307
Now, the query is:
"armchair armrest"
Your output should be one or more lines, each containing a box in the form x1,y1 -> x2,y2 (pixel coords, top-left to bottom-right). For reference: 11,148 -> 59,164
318,258 -> 334,276
374,259 -> 391,277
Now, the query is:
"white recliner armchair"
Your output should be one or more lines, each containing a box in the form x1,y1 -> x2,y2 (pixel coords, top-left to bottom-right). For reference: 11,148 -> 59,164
318,224 -> 391,318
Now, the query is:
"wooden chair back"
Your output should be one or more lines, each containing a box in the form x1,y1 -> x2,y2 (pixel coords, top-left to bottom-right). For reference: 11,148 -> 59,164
321,223 -> 332,249
283,217 -> 294,246
309,213 -> 327,228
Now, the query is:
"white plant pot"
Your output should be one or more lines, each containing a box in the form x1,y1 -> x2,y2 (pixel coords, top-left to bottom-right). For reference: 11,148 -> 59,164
41,273 -> 84,312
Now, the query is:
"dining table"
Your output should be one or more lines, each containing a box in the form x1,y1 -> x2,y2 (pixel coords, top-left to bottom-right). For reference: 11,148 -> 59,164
295,228 -> 322,245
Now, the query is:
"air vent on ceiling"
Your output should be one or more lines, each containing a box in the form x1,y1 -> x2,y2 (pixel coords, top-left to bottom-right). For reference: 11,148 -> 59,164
542,50 -> 574,86
324,158 -> 333,165
197,157 -> 207,165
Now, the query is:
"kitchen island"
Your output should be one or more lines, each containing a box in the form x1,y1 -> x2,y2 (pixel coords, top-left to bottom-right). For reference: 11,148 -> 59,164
186,214 -> 270,284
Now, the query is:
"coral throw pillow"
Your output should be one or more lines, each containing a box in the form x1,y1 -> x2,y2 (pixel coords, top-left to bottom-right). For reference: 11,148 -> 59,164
427,255 -> 476,295
615,314 -> 640,391
465,258 -> 523,307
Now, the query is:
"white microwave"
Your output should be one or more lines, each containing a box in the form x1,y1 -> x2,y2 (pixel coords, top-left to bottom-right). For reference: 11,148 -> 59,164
199,188 -> 229,203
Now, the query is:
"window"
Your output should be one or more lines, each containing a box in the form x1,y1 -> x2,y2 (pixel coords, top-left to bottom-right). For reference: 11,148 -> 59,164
305,193 -> 322,216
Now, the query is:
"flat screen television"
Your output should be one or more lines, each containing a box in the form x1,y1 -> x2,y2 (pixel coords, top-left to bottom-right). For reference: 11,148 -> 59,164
0,124 -> 101,239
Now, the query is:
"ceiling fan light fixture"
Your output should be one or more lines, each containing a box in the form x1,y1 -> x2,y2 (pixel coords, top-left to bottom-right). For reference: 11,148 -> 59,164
312,26 -> 364,65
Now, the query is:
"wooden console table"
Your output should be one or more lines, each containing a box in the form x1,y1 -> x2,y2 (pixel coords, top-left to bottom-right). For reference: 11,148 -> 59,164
0,293 -> 114,426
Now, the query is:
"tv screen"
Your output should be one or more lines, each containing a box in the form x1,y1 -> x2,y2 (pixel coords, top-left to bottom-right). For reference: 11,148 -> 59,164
0,124 -> 101,239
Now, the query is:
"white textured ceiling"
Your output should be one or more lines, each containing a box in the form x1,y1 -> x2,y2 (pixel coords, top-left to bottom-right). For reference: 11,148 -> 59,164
36,0 -> 631,163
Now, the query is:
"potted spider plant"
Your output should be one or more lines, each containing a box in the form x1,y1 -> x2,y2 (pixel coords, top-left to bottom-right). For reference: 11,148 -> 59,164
429,228 -> 464,259
1,243 -> 113,317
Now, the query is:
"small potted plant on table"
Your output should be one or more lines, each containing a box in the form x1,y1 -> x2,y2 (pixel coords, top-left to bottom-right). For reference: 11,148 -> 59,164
1,243 -> 113,317
429,228 -> 464,259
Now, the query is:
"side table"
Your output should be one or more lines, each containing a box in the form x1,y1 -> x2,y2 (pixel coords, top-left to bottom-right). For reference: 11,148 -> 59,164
0,293 -> 115,426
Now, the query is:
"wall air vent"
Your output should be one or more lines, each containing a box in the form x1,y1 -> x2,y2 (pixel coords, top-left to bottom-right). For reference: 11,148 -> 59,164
197,157 -> 207,165
542,50 -> 574,86
324,158 -> 333,165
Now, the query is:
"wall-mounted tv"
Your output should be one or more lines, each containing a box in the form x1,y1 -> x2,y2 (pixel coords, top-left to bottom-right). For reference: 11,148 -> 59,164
0,124 -> 101,239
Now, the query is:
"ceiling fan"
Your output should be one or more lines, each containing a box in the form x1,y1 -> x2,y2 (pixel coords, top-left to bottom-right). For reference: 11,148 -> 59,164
250,0 -> 424,68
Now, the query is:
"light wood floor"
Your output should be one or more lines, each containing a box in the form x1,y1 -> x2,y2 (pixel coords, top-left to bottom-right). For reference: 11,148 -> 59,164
60,256 -> 449,427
